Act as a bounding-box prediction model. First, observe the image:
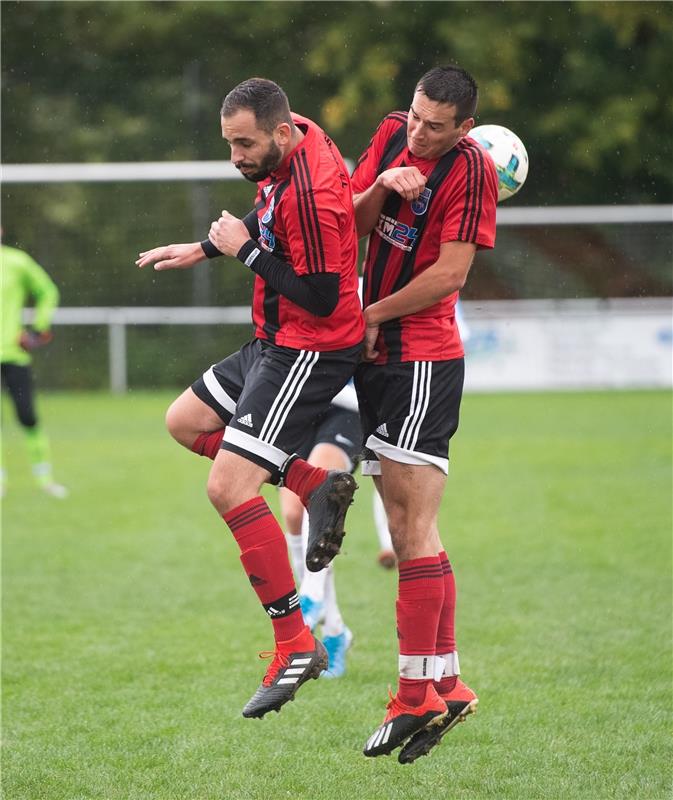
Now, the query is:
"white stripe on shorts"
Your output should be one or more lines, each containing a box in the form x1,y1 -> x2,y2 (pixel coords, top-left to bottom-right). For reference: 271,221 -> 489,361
397,361 -> 432,452
202,366 -> 237,415
259,349 -> 319,446
223,427 -> 288,469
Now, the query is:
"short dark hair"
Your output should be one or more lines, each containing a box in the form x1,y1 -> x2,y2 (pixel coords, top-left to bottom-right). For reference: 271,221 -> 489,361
221,78 -> 293,134
415,66 -> 479,123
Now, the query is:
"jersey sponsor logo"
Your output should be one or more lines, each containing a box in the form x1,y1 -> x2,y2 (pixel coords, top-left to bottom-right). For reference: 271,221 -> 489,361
237,413 -> 254,427
410,187 -> 432,215
375,213 -> 418,252
259,222 -> 276,252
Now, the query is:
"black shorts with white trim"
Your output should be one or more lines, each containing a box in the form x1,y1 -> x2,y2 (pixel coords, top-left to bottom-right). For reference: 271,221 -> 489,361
354,358 -> 464,475
192,338 -> 361,479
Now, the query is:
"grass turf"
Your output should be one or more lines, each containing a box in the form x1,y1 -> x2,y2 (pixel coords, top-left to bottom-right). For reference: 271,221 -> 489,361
2,390 -> 671,799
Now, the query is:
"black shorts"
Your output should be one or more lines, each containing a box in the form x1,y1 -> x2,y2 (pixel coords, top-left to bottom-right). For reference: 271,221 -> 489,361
294,404 -> 363,473
354,358 -> 464,476
192,339 -> 361,475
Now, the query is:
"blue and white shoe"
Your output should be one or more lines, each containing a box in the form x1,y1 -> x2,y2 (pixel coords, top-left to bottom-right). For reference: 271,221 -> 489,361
321,627 -> 353,678
299,595 -> 324,632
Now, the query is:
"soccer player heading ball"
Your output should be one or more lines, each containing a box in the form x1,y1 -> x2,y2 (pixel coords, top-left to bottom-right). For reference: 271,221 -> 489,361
352,65 -> 498,762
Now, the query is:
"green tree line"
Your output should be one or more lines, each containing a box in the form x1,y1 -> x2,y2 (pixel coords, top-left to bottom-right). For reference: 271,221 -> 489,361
3,0 -> 672,205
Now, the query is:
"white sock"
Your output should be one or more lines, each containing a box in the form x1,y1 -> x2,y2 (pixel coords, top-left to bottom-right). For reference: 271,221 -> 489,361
373,491 -> 393,551
285,532 -> 304,583
299,564 -> 328,604
298,510 -> 327,603
322,565 -> 345,637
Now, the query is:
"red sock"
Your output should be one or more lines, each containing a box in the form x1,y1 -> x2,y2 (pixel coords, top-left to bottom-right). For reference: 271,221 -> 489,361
436,551 -> 456,652
283,457 -> 328,508
435,551 -> 457,694
191,430 -> 225,460
223,496 -> 304,641
396,556 -> 445,706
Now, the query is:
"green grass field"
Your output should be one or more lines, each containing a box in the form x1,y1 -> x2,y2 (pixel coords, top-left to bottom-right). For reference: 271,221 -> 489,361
2,390 -> 671,800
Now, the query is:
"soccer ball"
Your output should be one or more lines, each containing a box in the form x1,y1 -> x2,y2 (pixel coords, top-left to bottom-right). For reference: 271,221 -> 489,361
470,124 -> 529,202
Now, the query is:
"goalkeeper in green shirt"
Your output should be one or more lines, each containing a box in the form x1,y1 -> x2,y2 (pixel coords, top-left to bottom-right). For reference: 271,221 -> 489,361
1,237 -> 67,498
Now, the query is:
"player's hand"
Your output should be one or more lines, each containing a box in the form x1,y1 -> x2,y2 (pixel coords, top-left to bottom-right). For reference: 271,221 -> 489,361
136,242 -> 204,271
208,210 -> 251,257
377,167 -> 427,201
19,328 -> 53,352
362,322 -> 380,362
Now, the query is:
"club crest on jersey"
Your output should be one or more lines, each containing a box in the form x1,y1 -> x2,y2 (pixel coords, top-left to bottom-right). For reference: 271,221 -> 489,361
376,213 -> 418,252
411,187 -> 432,215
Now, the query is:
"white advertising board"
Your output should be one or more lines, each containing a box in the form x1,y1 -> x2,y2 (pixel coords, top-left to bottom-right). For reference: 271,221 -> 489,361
463,299 -> 672,391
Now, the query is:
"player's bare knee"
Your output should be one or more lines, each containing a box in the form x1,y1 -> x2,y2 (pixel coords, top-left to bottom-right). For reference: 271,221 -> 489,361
165,400 -> 181,437
206,470 -> 232,512
165,401 -> 193,448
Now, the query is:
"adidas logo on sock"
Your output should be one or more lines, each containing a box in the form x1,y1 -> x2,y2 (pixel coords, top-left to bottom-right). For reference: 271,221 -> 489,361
376,423 -> 389,437
237,413 -> 254,428
249,574 -> 267,586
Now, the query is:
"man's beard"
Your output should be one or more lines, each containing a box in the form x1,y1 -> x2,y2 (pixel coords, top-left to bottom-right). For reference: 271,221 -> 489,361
240,140 -> 283,183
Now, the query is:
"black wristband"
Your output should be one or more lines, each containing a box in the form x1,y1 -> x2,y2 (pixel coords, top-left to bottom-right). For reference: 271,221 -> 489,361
200,239 -> 223,259
236,239 -> 262,268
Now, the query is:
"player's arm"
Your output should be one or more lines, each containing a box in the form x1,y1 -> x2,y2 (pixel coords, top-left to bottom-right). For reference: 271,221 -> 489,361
362,241 -> 476,361
353,167 -> 427,238
209,200 -> 342,318
136,209 -> 260,270
20,254 -> 60,349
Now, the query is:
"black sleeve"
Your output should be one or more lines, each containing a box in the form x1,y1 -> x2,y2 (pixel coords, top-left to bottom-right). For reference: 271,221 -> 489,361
200,209 -> 260,259
236,239 -> 339,317
242,209 -> 260,239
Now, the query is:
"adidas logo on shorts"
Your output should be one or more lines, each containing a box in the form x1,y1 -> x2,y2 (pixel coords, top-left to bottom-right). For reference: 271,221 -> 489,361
237,413 -> 254,428
376,423 -> 389,437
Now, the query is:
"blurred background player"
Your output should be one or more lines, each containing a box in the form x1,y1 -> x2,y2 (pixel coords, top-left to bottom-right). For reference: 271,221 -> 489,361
281,380 -> 361,678
1,233 -> 67,498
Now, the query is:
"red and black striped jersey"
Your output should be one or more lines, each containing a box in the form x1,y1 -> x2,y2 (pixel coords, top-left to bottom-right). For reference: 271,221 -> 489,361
249,113 -> 364,351
352,111 -> 498,364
